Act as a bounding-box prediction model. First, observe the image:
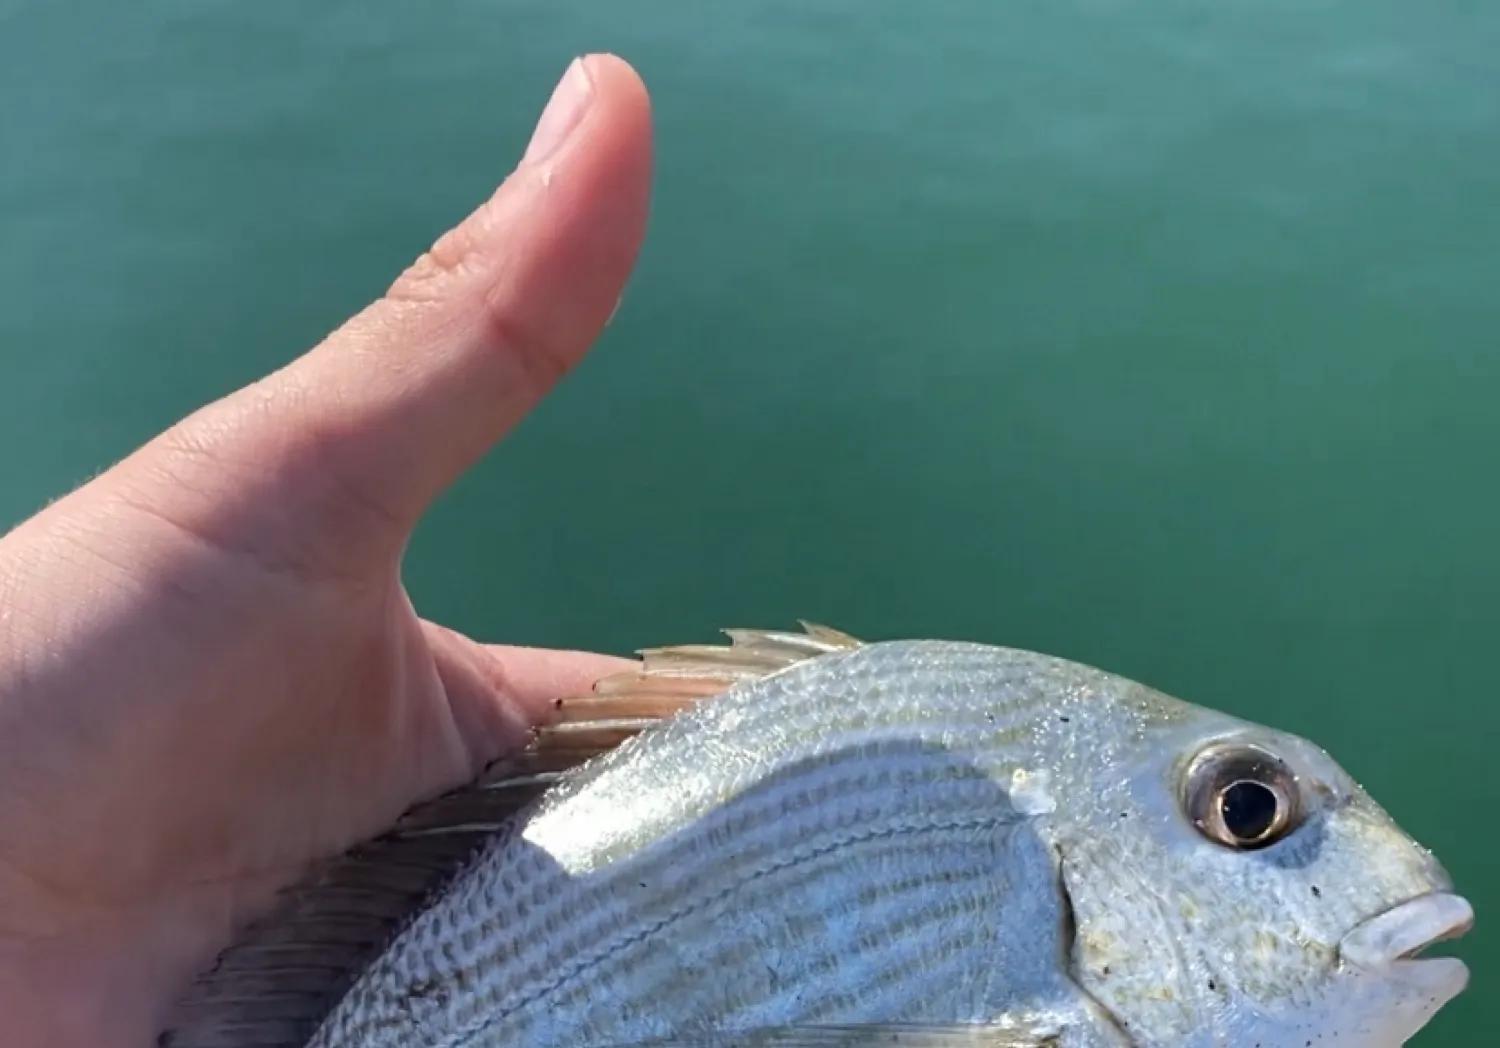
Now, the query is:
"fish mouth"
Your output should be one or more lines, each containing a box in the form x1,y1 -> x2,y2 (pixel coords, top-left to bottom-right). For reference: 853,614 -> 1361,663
1339,892 -> 1473,977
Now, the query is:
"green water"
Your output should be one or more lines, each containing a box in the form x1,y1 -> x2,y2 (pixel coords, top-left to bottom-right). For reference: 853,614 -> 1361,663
2,0 -> 1497,1040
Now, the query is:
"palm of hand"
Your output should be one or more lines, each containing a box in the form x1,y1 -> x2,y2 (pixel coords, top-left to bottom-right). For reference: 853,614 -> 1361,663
0,54 -> 651,1048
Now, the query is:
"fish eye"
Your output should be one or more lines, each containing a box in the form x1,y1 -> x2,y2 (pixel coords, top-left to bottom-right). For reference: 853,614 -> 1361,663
1182,743 -> 1303,850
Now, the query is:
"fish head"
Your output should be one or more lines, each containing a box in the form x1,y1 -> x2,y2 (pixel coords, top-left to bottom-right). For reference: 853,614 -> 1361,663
1053,697 -> 1471,1048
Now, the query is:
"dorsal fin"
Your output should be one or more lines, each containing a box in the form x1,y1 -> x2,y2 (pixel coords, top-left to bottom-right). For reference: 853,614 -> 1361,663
158,623 -> 862,1048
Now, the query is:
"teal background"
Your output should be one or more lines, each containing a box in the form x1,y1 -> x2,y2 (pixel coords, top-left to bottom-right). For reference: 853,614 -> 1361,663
1,1 -> 1495,1040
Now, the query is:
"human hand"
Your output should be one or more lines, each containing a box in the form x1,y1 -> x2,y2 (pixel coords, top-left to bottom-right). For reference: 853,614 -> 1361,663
0,54 -> 651,1048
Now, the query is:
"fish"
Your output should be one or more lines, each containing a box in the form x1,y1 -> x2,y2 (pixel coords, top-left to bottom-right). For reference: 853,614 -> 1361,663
160,623 -> 1472,1048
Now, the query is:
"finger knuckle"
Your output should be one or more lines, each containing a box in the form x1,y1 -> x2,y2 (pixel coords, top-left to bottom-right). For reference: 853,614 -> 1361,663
385,244 -> 578,402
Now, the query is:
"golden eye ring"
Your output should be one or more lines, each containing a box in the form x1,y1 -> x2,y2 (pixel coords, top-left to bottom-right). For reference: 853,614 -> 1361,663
1183,743 -> 1303,850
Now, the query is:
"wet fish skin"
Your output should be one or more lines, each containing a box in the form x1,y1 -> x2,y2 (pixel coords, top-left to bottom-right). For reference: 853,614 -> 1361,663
162,627 -> 1470,1048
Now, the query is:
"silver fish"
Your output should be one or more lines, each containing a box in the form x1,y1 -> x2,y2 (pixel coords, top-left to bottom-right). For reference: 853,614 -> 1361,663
162,624 -> 1472,1048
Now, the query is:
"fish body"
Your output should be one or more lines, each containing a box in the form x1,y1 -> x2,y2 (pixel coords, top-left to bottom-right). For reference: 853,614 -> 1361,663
163,627 -> 1471,1048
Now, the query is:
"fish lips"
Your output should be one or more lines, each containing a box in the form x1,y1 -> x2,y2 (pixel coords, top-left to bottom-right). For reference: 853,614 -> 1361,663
1338,891 -> 1473,996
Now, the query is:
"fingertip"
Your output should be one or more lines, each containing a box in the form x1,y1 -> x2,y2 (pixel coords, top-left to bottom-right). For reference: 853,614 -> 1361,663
519,54 -> 652,174
589,54 -> 653,155
482,645 -> 638,725
578,53 -> 652,125
423,627 -> 636,772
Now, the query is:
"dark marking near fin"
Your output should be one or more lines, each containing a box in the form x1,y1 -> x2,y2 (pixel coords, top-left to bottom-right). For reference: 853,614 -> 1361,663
158,624 -> 862,1048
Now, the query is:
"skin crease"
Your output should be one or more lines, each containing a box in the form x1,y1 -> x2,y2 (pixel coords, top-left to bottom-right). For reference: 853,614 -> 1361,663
0,54 -> 653,1048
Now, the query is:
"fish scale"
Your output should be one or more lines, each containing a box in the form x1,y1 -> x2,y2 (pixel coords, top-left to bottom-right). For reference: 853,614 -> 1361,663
161,626 -> 1472,1048
315,644 -> 1091,1047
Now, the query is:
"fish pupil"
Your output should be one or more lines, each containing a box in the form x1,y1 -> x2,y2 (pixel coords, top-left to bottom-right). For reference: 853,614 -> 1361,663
1220,779 -> 1279,843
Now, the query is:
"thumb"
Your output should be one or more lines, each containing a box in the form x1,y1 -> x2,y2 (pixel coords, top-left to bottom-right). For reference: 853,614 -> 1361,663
97,55 -> 652,571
